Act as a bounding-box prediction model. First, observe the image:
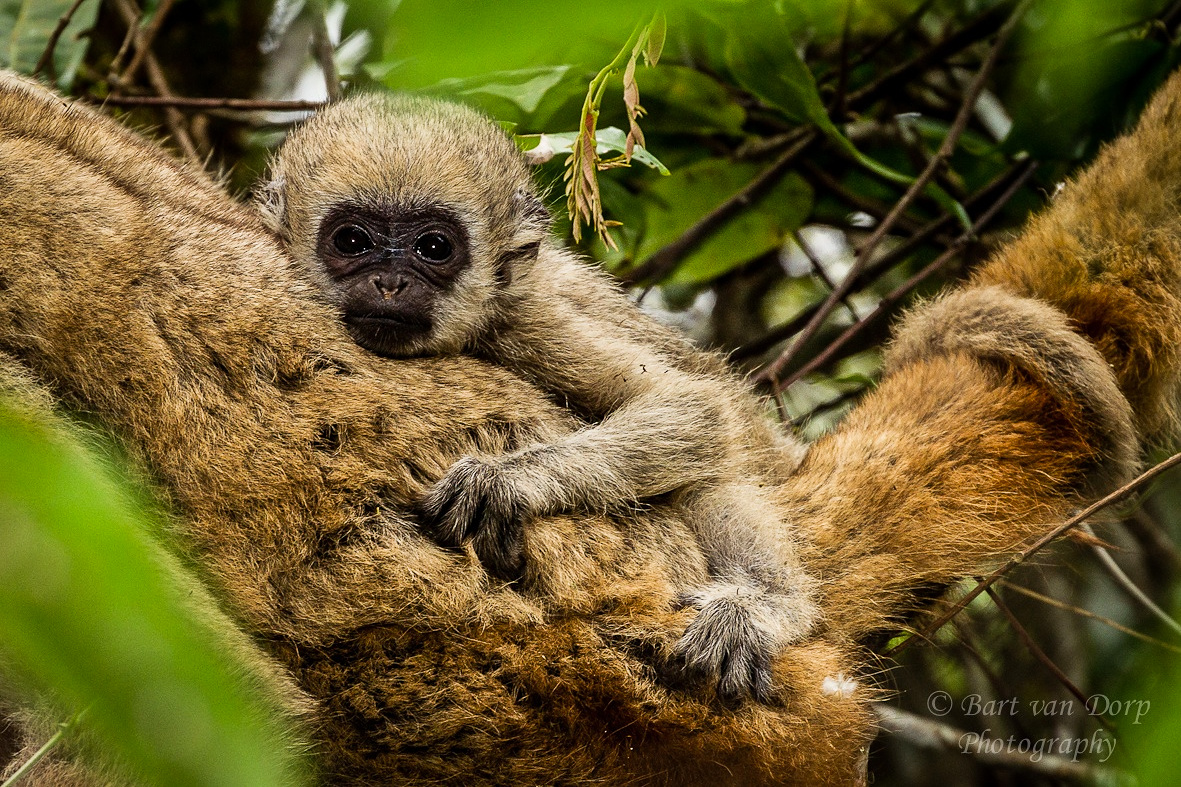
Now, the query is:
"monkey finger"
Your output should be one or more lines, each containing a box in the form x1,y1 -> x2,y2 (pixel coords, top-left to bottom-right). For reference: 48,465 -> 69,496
418,486 -> 483,546
470,515 -> 525,582
716,643 -> 774,706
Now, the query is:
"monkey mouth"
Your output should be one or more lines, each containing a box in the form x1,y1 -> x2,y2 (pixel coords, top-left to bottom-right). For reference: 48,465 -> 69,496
344,315 -> 433,358
345,314 -> 431,332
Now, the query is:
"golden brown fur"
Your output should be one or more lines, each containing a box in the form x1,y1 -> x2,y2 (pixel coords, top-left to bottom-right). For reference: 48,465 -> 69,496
1,62 -> 1179,784
261,93 -> 819,701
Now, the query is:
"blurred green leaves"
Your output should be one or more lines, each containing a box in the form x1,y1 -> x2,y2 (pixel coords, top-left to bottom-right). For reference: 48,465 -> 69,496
0,405 -> 307,786
634,160 -> 813,285
0,0 -> 100,88
1006,0 -> 1171,158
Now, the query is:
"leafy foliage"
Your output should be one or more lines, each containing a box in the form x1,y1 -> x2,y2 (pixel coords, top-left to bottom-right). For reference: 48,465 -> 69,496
0,0 -> 100,87
0,402 -> 308,785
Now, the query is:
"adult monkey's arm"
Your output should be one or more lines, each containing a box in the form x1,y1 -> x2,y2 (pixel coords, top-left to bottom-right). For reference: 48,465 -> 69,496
785,70 -> 1181,643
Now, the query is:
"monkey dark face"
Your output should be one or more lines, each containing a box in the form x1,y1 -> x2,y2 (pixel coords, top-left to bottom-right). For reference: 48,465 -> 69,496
316,203 -> 472,357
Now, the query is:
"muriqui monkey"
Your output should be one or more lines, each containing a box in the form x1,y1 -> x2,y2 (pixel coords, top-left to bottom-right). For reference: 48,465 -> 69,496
256,93 -> 819,702
2,62 -> 1177,785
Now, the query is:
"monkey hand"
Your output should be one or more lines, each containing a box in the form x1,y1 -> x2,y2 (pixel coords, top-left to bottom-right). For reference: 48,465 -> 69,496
418,455 -> 536,581
670,581 -> 817,705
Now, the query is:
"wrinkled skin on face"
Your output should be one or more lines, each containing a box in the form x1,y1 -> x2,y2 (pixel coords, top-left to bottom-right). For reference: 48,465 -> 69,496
316,202 -> 471,357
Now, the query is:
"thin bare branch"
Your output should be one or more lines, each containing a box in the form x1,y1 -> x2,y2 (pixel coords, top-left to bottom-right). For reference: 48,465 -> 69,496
829,0 -> 854,120
97,95 -> 326,111
985,587 -> 1114,729
874,705 -> 1120,781
800,161 -> 926,235
732,158 -> 1034,363
790,229 -> 859,322
1001,580 -> 1181,654
108,0 -> 199,162
32,0 -> 90,80
1082,522 -> 1181,638
889,450 -> 1181,656
620,129 -> 816,284
847,2 -> 1011,108
116,0 -> 177,87
758,0 -> 1031,388
310,0 -> 342,102
760,159 -> 1037,390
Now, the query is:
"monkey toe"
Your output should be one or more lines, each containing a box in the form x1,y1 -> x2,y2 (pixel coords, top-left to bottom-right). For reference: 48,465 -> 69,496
418,486 -> 483,547
472,520 -> 525,582
716,646 -> 774,706
418,456 -> 531,579
671,594 -> 778,705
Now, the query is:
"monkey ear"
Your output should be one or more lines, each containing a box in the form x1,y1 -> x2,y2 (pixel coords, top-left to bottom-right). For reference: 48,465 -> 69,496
495,190 -> 551,287
254,175 -> 287,238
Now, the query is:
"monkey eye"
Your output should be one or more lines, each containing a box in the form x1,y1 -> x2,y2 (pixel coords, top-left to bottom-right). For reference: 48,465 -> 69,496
413,232 -> 454,263
331,225 -> 375,256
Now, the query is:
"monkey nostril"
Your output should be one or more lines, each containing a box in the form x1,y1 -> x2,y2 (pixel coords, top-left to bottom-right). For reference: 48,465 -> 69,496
372,275 -> 409,300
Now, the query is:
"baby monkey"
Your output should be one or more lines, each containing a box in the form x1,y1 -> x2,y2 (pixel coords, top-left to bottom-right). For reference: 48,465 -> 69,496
257,93 -> 818,702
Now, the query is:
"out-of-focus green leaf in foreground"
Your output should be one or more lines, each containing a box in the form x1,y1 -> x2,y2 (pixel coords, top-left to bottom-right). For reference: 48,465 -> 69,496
0,405 -> 308,786
0,0 -> 101,89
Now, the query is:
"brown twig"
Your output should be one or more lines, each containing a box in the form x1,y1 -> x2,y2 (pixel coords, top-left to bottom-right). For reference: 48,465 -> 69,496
1082,523 -> 1181,637
790,229 -> 859,322
310,0 -> 342,102
888,450 -> 1181,656
800,161 -> 926,236
32,0 -> 90,80
985,587 -> 1114,730
829,0 -> 854,121
757,0 -> 1031,389
762,160 -> 1036,390
846,2 -> 1011,108
96,95 -> 327,111
116,0 -> 177,87
732,157 -> 1031,364
108,0 -> 199,162
619,129 -> 816,284
1001,580 -> 1181,655
843,0 -> 937,74
1125,508 -> 1181,572
788,383 -> 867,428
874,705 -> 1119,780
106,17 -> 138,81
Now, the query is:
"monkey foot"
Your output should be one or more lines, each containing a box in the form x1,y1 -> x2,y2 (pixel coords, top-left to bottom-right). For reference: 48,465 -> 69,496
668,582 -> 816,705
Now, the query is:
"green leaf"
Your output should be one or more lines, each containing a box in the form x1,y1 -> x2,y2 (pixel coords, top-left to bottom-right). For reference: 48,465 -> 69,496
0,402 -> 308,786
0,0 -> 101,89
724,25 -> 830,130
621,64 -> 746,136
634,158 -> 813,286
421,66 -> 573,115
516,127 -> 670,174
644,12 -> 666,66
722,15 -> 969,230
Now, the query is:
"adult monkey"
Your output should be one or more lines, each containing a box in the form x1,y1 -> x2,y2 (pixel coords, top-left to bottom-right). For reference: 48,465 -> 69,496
0,59 -> 1175,787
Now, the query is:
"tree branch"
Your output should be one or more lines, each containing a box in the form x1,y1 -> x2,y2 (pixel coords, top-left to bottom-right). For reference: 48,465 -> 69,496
889,450 -> 1181,656
32,0 -> 90,80
757,0 -> 1032,388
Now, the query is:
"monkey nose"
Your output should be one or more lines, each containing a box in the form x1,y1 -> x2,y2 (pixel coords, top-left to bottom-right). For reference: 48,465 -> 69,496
371,275 -> 408,300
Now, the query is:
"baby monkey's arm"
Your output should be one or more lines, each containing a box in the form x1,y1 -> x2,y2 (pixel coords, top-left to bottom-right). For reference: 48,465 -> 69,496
420,260 -> 820,703
420,258 -> 771,576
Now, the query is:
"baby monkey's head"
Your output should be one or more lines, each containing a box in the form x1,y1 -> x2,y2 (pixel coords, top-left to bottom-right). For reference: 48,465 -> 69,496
258,93 -> 551,357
